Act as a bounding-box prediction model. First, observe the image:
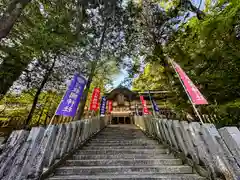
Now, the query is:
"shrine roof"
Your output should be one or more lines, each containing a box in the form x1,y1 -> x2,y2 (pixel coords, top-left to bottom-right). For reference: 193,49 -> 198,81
105,85 -> 170,100
106,85 -> 137,100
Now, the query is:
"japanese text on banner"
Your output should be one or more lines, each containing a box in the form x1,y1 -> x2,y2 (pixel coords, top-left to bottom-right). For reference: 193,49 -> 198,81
90,88 -> 101,111
100,96 -> 107,116
55,74 -> 86,117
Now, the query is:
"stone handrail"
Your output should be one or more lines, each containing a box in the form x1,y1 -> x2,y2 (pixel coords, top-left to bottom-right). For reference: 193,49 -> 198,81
0,116 -> 108,180
134,115 -> 240,180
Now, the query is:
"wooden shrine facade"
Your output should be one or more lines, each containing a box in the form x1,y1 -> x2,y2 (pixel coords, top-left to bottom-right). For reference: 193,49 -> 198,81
105,86 -> 171,124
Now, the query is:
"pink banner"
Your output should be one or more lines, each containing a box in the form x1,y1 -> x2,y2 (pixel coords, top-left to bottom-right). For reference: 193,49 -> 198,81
140,96 -> 150,114
173,61 -> 208,105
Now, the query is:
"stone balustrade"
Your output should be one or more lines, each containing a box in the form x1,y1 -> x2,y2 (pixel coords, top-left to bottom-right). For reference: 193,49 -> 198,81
134,115 -> 240,180
0,117 -> 108,180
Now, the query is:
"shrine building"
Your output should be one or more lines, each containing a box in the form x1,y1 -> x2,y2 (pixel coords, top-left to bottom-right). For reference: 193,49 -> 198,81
104,86 -> 172,124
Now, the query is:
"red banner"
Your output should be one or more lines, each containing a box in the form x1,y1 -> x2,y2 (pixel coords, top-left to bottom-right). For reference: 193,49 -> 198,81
173,61 -> 208,105
89,88 -> 101,111
108,100 -> 113,113
140,95 -> 150,114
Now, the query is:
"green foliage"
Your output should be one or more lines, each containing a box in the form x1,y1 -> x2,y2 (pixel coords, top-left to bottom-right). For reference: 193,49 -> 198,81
129,0 -> 240,124
1,0 -> 240,126
0,90 -> 62,125
132,63 -> 168,91
164,0 -> 240,123
1,0 -> 134,123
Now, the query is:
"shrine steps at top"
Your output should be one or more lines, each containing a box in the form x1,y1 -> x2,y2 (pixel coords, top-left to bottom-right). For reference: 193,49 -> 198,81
46,125 -> 205,180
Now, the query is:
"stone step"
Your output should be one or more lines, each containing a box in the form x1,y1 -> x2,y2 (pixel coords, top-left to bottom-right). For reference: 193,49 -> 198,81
91,137 -> 152,141
90,140 -> 157,143
48,174 -> 205,180
97,133 -> 144,135
73,154 -> 175,160
98,132 -> 143,134
54,166 -> 193,175
91,137 -> 150,140
76,149 -> 167,154
64,159 -> 183,166
98,132 -> 143,136
93,134 -> 145,136
88,140 -> 160,144
100,128 -> 139,129
96,136 -> 145,138
99,131 -> 142,132
83,145 -> 165,149
86,143 -> 161,147
99,133 -> 144,134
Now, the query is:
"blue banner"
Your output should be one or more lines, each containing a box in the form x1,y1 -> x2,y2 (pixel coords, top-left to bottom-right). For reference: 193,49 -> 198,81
100,96 -> 107,116
55,74 -> 86,117
152,99 -> 159,112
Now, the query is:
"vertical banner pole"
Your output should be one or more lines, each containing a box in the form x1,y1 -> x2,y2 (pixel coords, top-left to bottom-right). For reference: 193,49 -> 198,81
148,90 -> 156,117
49,94 -> 64,125
90,110 -> 94,118
169,58 -> 204,124
135,103 -> 139,116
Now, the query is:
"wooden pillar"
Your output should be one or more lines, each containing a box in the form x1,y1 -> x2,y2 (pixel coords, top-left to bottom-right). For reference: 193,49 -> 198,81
124,116 -> 126,124
57,116 -> 63,124
52,115 -> 59,124
59,116 -> 64,124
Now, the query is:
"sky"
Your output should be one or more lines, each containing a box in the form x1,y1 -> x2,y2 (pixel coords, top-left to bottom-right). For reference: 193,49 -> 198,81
193,0 -> 205,9
111,56 -> 145,89
112,69 -> 129,87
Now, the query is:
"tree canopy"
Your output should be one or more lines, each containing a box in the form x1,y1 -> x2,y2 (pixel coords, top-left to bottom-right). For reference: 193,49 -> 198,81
1,0 -> 240,126
131,0 -> 240,125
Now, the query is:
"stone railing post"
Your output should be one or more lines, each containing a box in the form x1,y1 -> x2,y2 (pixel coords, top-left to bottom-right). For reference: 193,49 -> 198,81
0,117 -> 107,180
138,116 -> 240,180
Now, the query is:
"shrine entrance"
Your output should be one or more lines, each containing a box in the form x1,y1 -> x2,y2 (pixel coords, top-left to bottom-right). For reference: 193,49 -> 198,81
104,85 -> 168,124
105,85 -> 136,125
111,116 -> 132,124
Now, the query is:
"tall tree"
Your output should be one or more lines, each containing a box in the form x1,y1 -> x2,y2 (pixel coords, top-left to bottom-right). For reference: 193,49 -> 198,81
24,53 -> 58,127
0,0 -> 31,40
125,0 -> 204,119
0,0 -> 86,100
74,0 -> 134,119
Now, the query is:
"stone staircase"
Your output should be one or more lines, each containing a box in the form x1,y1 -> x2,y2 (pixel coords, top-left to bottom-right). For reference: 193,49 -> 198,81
47,125 -> 205,180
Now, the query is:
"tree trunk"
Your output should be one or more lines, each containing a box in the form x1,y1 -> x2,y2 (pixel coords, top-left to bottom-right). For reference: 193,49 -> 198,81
44,95 -> 55,126
24,56 -> 57,128
0,55 -> 30,101
74,21 -> 108,120
0,0 -> 31,40
36,93 -> 50,125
